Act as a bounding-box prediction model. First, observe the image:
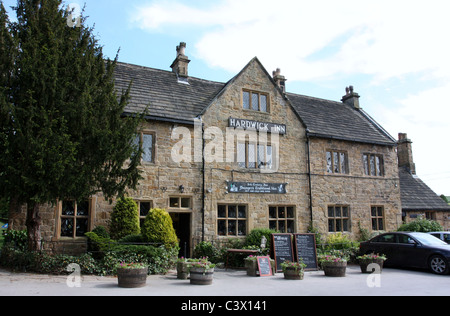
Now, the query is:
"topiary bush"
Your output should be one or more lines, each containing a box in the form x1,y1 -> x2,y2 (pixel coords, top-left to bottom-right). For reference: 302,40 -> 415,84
109,197 -> 140,240
141,208 -> 178,248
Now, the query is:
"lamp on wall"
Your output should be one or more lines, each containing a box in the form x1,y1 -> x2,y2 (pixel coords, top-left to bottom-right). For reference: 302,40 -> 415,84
179,185 -> 185,193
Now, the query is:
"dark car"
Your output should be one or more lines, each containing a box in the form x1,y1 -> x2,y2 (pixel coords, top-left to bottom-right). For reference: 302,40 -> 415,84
359,232 -> 450,275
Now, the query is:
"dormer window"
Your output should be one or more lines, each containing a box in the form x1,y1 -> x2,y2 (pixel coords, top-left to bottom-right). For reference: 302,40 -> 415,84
243,90 -> 269,112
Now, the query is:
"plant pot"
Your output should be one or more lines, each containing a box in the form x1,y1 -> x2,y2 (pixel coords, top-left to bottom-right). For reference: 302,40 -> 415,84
117,268 -> 148,288
283,268 -> 304,280
177,262 -> 190,280
359,259 -> 384,274
245,260 -> 258,276
190,267 -> 214,285
323,262 -> 347,277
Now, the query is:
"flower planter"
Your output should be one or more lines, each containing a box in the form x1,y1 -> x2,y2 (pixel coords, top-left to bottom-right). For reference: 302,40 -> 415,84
189,267 -> 214,285
245,258 -> 276,276
177,261 -> 190,280
117,268 -> 148,288
359,259 -> 384,274
323,261 -> 347,277
283,267 -> 304,280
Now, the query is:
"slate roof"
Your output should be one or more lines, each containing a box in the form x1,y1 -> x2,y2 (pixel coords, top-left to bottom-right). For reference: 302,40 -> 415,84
114,62 -> 225,124
286,93 -> 396,146
399,167 -> 450,211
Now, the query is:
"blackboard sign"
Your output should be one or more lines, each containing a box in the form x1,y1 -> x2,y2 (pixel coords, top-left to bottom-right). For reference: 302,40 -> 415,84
272,234 -> 294,272
294,234 -> 318,271
257,256 -> 273,277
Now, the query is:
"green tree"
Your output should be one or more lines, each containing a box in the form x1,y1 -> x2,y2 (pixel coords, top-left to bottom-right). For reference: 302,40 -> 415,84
141,209 -> 178,248
0,0 -> 144,250
398,216 -> 443,233
109,197 -> 140,240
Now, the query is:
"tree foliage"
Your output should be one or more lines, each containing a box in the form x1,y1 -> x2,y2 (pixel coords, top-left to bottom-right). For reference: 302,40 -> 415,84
398,216 -> 443,233
141,209 -> 178,248
0,0 -> 145,250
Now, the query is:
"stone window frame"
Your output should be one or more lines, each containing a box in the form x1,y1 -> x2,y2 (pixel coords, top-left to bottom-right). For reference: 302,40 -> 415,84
242,89 -> 270,113
371,206 -> 385,231
237,141 -> 274,170
55,199 -> 95,240
217,204 -> 248,237
327,205 -> 351,232
134,131 -> 156,164
326,150 -> 349,174
169,196 -> 192,210
269,205 -> 295,233
363,153 -> 384,177
135,200 -> 153,227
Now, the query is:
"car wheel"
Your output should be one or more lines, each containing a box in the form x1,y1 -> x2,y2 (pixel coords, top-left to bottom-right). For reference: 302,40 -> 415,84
429,255 -> 449,275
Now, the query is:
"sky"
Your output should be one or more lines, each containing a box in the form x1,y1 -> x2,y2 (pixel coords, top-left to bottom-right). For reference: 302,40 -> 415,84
3,0 -> 450,195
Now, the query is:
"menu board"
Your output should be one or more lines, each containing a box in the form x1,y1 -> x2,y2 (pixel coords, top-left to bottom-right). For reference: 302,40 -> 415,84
257,256 -> 273,277
272,234 -> 294,272
294,234 -> 318,271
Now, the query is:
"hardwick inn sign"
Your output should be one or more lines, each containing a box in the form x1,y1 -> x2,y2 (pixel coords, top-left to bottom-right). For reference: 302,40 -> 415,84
228,117 -> 287,135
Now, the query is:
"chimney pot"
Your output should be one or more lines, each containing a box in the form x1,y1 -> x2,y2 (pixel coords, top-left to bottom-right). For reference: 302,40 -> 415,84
397,133 -> 416,174
341,85 -> 360,109
171,42 -> 191,78
273,68 -> 287,93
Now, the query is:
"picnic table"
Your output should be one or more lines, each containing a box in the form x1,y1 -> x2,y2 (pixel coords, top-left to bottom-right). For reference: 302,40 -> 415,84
225,249 -> 259,270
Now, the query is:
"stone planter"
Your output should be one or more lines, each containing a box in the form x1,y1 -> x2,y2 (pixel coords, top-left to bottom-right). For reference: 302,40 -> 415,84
323,261 -> 347,277
177,261 -> 190,280
117,268 -> 148,288
283,267 -> 304,280
359,259 -> 384,274
189,267 -> 214,285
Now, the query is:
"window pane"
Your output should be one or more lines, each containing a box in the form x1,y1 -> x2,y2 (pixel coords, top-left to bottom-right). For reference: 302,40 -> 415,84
218,205 -> 226,218
257,144 -> 265,168
370,155 -> 376,176
228,205 -> 236,218
218,220 -> 226,236
181,198 -> 190,208
76,219 -> 88,237
278,207 -> 286,218
260,95 -> 267,112
336,219 -> 342,232
279,220 -> 286,233
142,134 -> 153,162
334,152 -> 339,173
243,91 -> 250,109
377,207 -> 383,217
287,207 -> 294,218
343,219 -> 349,232
269,220 -> 277,230
237,143 -> 246,168
376,156 -> 381,176
335,206 -> 341,217
266,145 -> 273,169
62,201 -> 75,216
61,218 -> 74,237
238,205 -> 246,218
140,202 -> 151,217
228,220 -> 236,236
340,153 -> 346,174
326,152 -> 333,173
342,207 -> 349,217
287,220 -> 295,233
77,201 -> 89,216
248,143 -> 256,168
372,218 -> 378,230
170,197 -> 179,208
269,207 -> 276,218
363,154 -> 369,175
328,206 -> 334,217
378,218 -> 384,231
328,219 -> 335,232
252,93 -> 259,110
238,221 -> 246,236
371,207 -> 377,217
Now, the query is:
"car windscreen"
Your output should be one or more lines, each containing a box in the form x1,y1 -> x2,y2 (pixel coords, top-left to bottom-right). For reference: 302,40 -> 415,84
411,233 -> 449,246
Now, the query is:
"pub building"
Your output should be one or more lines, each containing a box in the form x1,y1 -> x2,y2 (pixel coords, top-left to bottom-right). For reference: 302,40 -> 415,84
8,43 -> 450,256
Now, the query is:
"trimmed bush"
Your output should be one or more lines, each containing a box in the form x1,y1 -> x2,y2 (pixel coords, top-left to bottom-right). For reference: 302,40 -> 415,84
141,208 -> 178,248
398,216 -> 443,233
109,197 -> 140,240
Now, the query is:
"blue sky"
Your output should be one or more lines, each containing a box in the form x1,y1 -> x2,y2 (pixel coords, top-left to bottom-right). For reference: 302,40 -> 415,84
4,0 -> 450,195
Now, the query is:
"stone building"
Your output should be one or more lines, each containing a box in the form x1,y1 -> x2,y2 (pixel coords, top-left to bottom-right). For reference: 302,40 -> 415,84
8,42 -> 449,254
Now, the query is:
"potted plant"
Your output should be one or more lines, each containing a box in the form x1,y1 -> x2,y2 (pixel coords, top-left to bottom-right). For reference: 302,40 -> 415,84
357,253 -> 387,273
116,262 -> 148,288
188,258 -> 216,285
320,255 -> 348,277
244,255 -> 276,276
281,260 -> 307,280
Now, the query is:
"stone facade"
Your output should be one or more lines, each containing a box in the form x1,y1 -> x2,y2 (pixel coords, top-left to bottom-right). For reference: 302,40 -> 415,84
14,45 -> 447,255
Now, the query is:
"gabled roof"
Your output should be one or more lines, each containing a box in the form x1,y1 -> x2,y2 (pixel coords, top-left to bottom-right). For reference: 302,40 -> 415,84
115,62 -> 225,124
114,59 -> 395,145
399,167 -> 450,211
287,93 -> 396,146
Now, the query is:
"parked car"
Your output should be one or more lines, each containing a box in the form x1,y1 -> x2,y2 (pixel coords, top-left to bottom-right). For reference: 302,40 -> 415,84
359,232 -> 450,275
428,232 -> 450,244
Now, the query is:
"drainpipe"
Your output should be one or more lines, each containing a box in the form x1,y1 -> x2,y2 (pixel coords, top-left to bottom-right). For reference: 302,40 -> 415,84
201,122 -> 206,242
306,129 -> 314,224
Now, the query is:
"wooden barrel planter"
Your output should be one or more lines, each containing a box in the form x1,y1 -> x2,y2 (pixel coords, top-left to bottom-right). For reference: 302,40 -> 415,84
323,262 -> 347,277
359,259 -> 384,274
283,268 -> 304,280
189,267 -> 214,285
117,268 -> 148,288
177,262 -> 190,280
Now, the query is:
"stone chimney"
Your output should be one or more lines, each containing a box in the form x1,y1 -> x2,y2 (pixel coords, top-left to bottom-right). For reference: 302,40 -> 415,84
398,133 -> 416,175
273,68 -> 287,93
170,42 -> 191,78
341,86 -> 360,109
